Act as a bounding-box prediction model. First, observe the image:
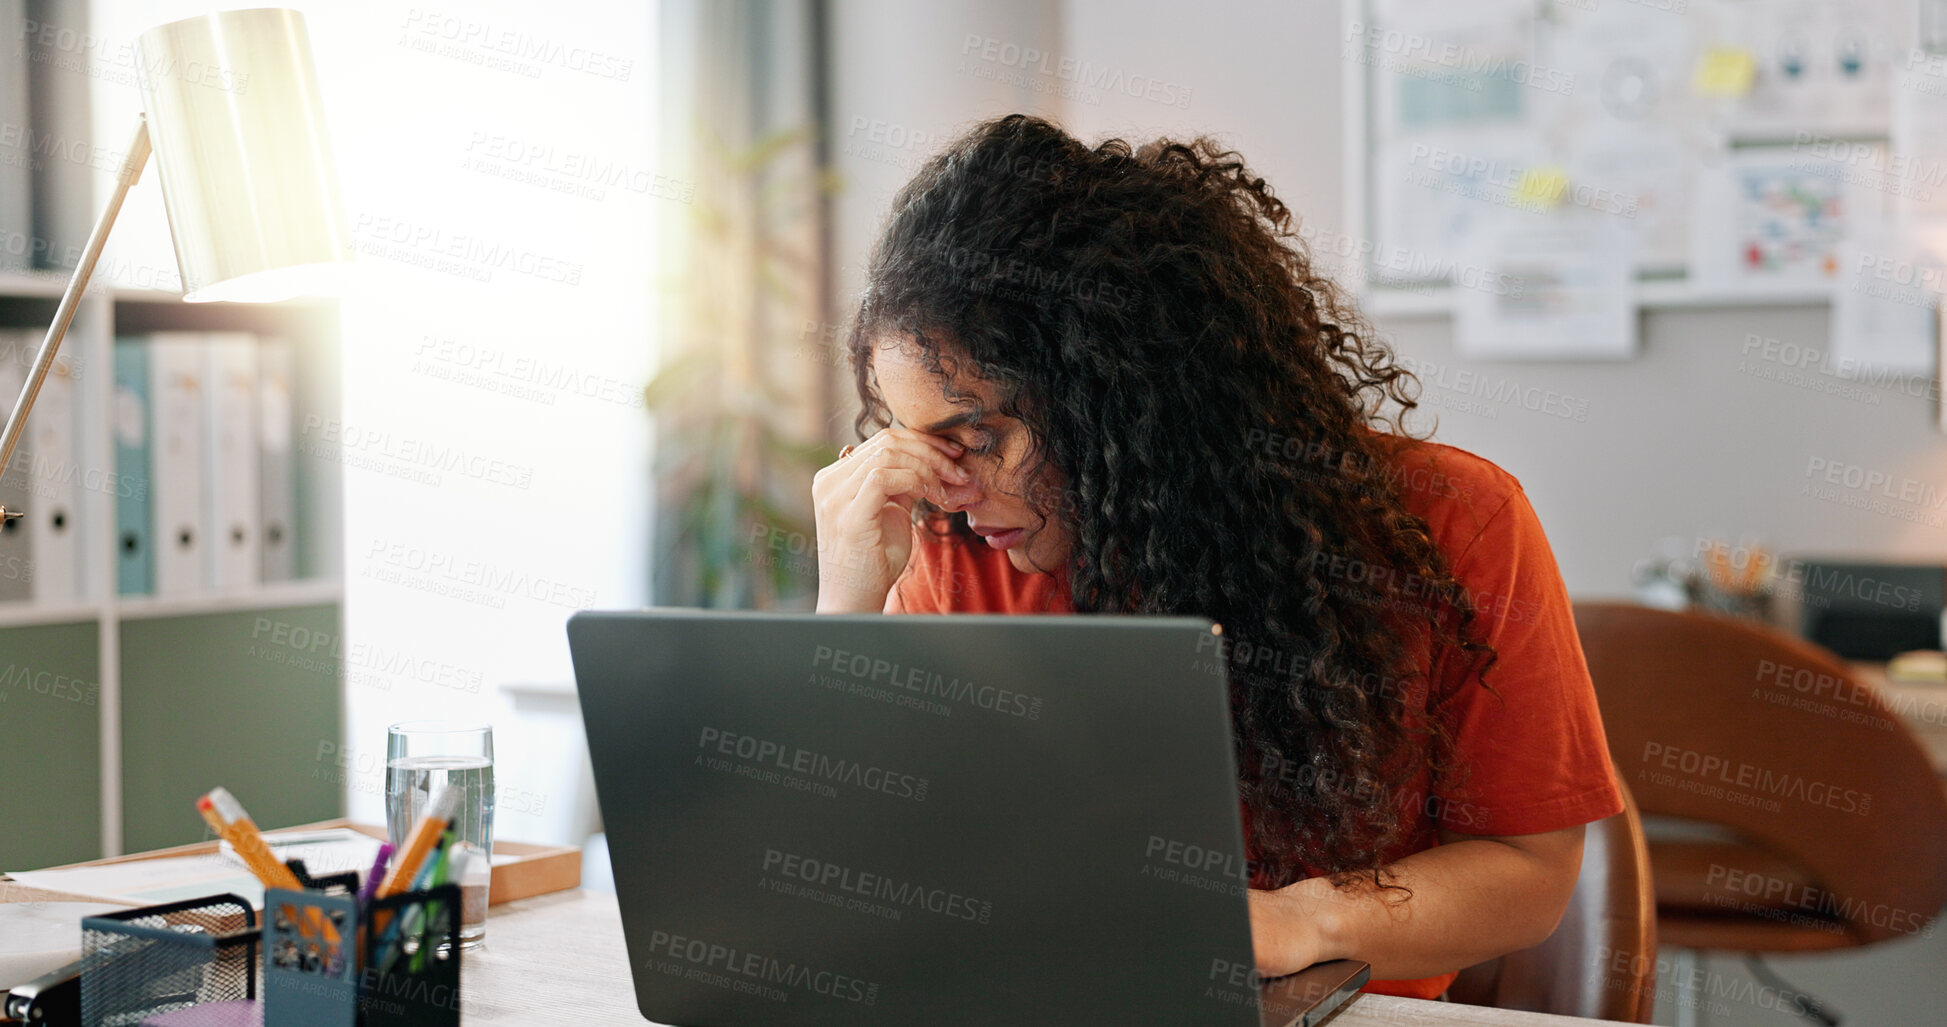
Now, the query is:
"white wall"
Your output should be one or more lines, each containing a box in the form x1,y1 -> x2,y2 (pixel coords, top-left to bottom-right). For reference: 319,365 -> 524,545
309,2 -> 657,844
1058,0 -> 1343,238
84,0 -> 660,847
828,0 -> 1065,358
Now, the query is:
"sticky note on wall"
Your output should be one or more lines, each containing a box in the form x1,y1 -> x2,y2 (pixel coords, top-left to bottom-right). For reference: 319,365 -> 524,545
1694,47 -> 1757,97
1514,166 -> 1570,209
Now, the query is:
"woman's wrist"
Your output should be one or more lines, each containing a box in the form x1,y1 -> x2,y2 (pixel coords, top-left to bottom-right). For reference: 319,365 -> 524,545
815,589 -> 886,614
1285,876 -> 1359,966
1251,877 -> 1359,977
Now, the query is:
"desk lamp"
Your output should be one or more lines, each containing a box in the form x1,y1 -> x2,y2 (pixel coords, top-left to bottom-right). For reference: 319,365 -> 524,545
0,7 -> 348,526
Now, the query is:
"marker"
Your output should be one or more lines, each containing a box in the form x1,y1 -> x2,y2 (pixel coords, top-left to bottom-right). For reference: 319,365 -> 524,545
379,785 -> 462,899
413,832 -> 453,892
358,843 -> 394,907
410,831 -> 459,974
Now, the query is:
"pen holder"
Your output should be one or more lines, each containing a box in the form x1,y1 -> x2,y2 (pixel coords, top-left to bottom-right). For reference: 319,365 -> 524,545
79,894 -> 258,1026
285,857 -> 361,895
359,886 -> 462,1027
262,885 -> 463,1027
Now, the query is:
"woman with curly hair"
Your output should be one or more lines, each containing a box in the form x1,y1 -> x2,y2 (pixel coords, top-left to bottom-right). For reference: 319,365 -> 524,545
811,114 -> 1622,1000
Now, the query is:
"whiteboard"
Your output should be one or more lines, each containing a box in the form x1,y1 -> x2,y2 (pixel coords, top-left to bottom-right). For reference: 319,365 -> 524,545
1348,0 -> 1915,289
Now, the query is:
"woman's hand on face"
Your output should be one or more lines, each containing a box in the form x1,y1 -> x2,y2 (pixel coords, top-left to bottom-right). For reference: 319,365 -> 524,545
812,428 -> 970,613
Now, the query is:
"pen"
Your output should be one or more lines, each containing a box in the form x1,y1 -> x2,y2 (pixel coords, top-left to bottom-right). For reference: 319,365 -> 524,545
378,830 -> 453,975
358,843 -> 394,907
413,834 -> 452,892
410,832 -> 458,974
372,785 -> 463,954
379,785 -> 462,899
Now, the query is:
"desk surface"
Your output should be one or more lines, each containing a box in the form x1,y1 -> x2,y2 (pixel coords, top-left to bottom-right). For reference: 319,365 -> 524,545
469,889 -> 1630,1026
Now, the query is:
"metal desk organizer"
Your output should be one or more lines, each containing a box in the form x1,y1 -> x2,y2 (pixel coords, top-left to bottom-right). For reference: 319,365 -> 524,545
69,860 -> 462,1027
79,894 -> 258,1024
261,884 -> 463,1027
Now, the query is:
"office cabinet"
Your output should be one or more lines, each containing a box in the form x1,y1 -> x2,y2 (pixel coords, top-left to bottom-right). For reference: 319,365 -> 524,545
0,620 -> 101,869
120,606 -> 342,852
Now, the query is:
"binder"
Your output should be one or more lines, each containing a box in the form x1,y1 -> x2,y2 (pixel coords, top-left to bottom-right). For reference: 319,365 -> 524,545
0,331 -> 29,600
203,333 -> 261,590
0,330 -> 80,602
258,336 -> 297,582
0,0 -> 30,272
115,337 -> 155,595
25,344 -> 79,603
150,333 -> 208,595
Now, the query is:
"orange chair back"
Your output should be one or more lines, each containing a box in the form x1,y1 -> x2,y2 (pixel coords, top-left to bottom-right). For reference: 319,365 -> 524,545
1572,601 -> 1947,945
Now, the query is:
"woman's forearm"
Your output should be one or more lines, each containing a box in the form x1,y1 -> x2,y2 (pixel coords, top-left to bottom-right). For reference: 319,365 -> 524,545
1250,825 -> 1585,981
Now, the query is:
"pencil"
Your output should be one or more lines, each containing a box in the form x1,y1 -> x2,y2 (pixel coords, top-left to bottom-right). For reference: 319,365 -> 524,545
378,785 -> 462,899
198,786 -> 333,944
197,787 -> 302,891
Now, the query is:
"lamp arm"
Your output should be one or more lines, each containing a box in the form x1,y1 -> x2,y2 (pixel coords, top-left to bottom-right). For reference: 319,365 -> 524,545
0,116 -> 153,524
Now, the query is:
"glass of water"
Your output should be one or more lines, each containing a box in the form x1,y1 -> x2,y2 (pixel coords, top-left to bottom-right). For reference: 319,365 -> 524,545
386,721 -> 495,948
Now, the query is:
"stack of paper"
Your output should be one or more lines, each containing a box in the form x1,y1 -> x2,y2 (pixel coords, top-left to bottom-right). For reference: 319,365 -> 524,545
4,828 -> 384,909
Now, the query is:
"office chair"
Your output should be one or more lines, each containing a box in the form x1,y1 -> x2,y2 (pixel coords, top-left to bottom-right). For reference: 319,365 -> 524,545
1447,767 -> 1658,1023
1571,602 -> 1947,1023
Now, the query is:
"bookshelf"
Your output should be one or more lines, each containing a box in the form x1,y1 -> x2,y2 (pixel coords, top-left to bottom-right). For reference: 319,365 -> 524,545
2,0 -> 354,866
0,266 -> 345,869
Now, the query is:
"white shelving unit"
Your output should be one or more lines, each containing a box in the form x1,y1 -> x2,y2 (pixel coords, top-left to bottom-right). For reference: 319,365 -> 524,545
110,579 -> 346,622
0,273 -> 344,862
0,271 -> 72,298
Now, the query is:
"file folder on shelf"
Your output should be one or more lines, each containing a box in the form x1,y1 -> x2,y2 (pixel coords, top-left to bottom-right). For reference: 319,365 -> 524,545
115,337 -> 155,596
25,347 -> 80,604
204,333 -> 261,591
0,0 -> 29,272
150,333 -> 208,595
0,331 -> 31,601
0,330 -> 81,603
259,337 -> 297,583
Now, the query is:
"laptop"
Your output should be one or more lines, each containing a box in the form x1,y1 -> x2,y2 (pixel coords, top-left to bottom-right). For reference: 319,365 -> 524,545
568,610 -> 1370,1026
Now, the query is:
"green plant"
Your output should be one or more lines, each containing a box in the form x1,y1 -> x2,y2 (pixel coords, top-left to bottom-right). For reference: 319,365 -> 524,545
644,124 -> 842,609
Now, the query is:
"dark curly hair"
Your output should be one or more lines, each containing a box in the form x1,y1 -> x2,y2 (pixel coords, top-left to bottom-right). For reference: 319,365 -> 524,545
846,114 -> 1496,891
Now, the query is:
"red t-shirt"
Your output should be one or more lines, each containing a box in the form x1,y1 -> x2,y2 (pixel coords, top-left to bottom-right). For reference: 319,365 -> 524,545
885,434 -> 1624,1000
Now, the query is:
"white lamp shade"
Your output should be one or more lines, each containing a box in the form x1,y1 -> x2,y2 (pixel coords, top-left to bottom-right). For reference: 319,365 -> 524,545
135,8 -> 349,303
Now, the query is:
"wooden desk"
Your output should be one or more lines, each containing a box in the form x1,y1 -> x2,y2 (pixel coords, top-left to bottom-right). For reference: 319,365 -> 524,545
467,889 -> 1631,1026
